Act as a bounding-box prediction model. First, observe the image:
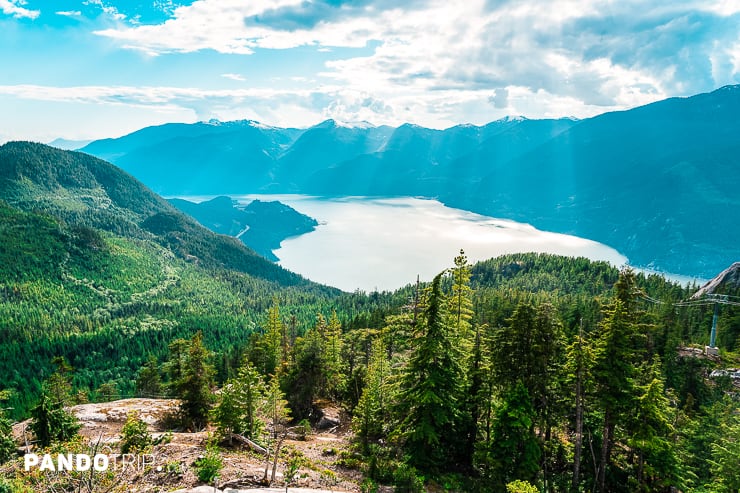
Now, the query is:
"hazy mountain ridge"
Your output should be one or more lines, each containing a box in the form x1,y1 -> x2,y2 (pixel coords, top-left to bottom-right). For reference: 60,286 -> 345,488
80,86 -> 740,277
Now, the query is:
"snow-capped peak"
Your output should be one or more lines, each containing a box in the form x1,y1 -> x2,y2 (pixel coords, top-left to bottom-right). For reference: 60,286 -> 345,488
315,119 -> 377,130
496,115 -> 528,123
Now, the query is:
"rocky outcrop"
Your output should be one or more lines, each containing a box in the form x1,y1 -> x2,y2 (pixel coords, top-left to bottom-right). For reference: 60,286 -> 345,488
691,262 -> 740,299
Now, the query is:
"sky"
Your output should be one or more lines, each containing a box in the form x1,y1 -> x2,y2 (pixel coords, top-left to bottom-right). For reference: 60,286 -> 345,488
1,0 -> 739,143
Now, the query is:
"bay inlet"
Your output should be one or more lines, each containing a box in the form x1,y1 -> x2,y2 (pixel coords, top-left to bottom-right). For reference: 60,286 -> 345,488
228,195 -> 632,292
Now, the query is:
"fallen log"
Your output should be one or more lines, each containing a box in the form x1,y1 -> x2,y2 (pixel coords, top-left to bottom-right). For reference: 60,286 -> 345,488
229,433 -> 267,455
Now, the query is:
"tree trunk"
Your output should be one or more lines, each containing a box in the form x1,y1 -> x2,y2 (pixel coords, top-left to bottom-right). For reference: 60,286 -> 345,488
572,325 -> 584,492
597,411 -> 612,493
271,433 -> 286,484
572,376 -> 583,491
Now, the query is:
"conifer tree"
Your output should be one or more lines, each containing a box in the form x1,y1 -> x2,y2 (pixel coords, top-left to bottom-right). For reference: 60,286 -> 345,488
171,331 -> 216,431
709,411 -> 740,493
213,360 -> 265,442
261,298 -> 285,376
353,337 -> 392,450
323,310 -> 345,399
477,382 -> 540,489
164,338 -> 189,397
285,321 -> 325,420
593,299 -> 637,493
628,361 -> 680,490
447,249 -> 474,343
136,355 -> 162,397
29,359 -> 80,447
46,356 -> 74,407
565,320 -> 594,491
397,273 -> 465,472
592,269 -> 660,492
30,387 -> 80,448
491,301 -> 564,432
0,391 -> 16,464
463,324 -> 491,468
262,374 -> 291,486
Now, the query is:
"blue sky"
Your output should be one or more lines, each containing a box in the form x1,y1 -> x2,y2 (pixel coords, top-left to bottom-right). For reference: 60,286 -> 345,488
1,0 -> 739,143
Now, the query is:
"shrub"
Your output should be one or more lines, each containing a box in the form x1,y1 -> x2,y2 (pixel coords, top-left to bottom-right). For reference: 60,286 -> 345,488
29,391 -> 80,447
194,446 -> 223,484
0,415 -> 16,465
295,418 -> 312,440
120,411 -> 152,454
0,477 -> 33,493
360,477 -> 379,493
506,479 -> 539,493
393,463 -> 425,493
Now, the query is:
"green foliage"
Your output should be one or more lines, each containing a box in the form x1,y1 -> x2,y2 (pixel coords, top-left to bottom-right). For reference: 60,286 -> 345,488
194,444 -> 223,484
708,410 -> 740,492
213,360 -> 265,441
263,374 -> 290,433
0,476 -> 34,493
29,390 -> 80,448
283,317 -> 326,420
135,355 -> 162,397
506,479 -> 539,493
446,249 -> 474,342
396,273 -> 466,472
627,360 -> 681,490
285,452 -> 306,488
0,140 -> 736,493
392,463 -> 425,493
476,382 -> 541,489
170,331 -> 216,430
295,418 -> 312,440
360,477 -> 379,493
96,381 -> 118,402
353,337 -> 392,448
120,411 -> 153,454
0,143 -> 345,420
0,414 -> 15,465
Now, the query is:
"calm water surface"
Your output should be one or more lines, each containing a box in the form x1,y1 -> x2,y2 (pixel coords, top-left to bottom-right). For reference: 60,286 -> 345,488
225,195 -> 634,292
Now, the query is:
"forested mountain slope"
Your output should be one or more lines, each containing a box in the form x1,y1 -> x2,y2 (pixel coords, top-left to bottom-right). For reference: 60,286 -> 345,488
168,196 -> 318,261
0,142 -> 344,417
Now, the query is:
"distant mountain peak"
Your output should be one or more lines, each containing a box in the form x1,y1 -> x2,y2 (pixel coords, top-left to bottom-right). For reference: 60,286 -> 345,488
496,115 -> 529,123
47,138 -> 92,150
313,119 -> 377,130
202,118 -> 275,129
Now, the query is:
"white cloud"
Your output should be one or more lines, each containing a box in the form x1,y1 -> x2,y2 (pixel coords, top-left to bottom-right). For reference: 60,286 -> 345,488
56,11 -> 82,17
221,73 -> 246,82
90,1 -> 740,120
699,0 -> 740,16
7,0 -> 740,132
84,0 -> 125,21
0,0 -> 39,19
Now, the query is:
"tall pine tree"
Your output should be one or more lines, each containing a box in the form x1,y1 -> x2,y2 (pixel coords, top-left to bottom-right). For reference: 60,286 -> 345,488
396,273 -> 466,472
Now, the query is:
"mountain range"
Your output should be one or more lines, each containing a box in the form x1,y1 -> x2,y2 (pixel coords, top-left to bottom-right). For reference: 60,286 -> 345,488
78,86 -> 740,278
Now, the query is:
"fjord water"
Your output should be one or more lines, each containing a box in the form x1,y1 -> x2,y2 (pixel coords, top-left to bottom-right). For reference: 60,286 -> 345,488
227,195 -> 631,292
